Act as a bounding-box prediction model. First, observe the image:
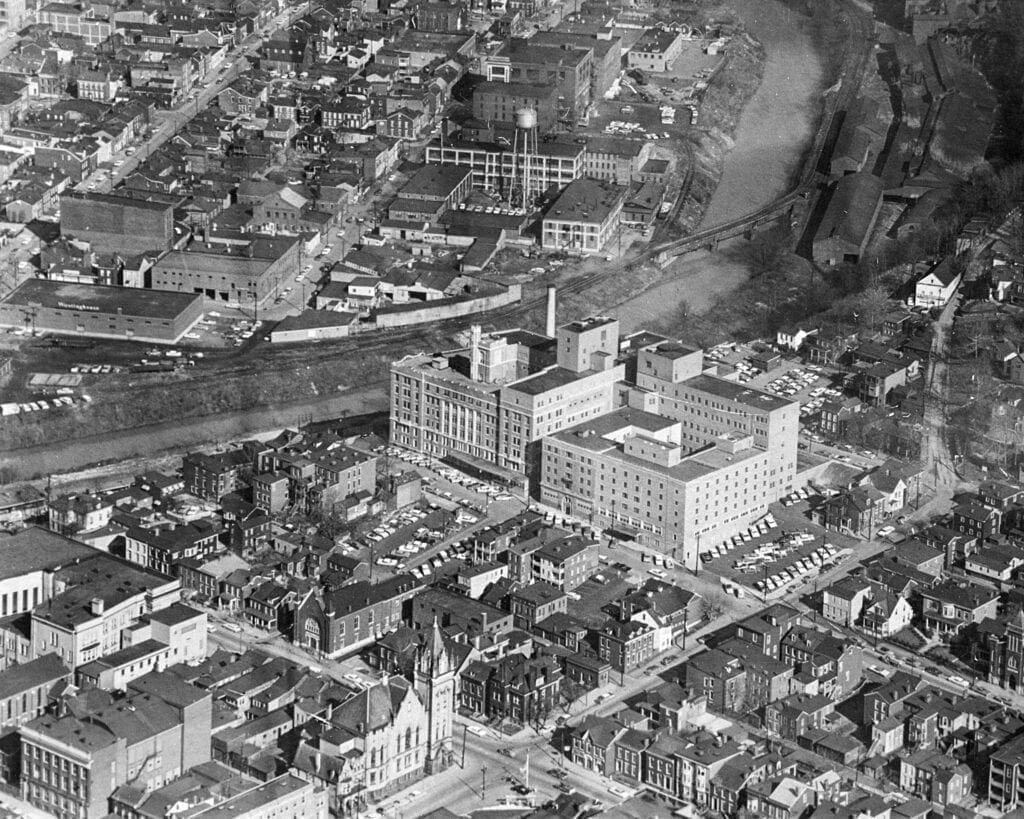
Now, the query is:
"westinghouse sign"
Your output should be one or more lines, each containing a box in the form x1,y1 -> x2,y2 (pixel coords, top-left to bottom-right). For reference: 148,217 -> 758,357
56,302 -> 101,312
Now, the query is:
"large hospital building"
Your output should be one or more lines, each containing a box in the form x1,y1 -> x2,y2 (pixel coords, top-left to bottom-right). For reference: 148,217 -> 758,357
390,317 -> 625,475
389,319 -> 799,567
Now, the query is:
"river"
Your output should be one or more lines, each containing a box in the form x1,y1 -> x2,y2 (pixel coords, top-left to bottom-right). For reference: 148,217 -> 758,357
614,0 -> 826,332
699,0 -> 825,226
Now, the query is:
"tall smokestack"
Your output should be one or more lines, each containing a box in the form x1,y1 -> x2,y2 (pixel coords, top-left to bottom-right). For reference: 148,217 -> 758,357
469,324 -> 482,382
545,285 -> 556,338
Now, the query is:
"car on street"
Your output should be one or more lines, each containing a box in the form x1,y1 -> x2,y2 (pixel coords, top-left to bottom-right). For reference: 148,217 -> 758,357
498,748 -> 513,757
949,675 -> 970,688
223,622 -> 241,633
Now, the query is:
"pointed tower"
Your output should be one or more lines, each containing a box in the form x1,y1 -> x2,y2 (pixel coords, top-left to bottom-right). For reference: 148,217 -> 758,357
415,617 -> 455,774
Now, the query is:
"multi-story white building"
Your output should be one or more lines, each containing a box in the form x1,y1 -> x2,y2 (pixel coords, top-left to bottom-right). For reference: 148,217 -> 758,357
30,553 -> 181,668
541,178 -> 626,254
424,138 -> 584,201
390,317 -> 625,474
539,340 -> 799,569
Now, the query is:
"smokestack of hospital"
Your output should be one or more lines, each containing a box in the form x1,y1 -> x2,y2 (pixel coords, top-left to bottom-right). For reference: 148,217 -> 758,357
546,285 -> 556,338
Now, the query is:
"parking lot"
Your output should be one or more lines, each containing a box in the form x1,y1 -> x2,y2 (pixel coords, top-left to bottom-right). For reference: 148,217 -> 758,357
333,444 -> 530,582
699,498 -> 861,599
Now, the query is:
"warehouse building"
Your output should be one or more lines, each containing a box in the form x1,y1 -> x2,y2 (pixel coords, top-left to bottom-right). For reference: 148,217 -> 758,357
812,172 -> 884,266
60,191 -> 174,256
0,279 -> 203,344
472,81 -> 559,132
541,178 -> 626,253
425,137 -> 584,201
151,235 -> 300,307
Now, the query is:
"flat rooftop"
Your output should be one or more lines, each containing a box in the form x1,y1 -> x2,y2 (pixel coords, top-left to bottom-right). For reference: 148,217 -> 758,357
430,137 -> 584,159
1,279 -> 202,320
0,527 -> 96,582
474,80 -> 557,99
686,373 -> 794,412
61,190 -> 173,212
545,178 -> 626,225
35,554 -> 172,629
550,407 -> 766,482
193,775 -> 311,817
400,164 -> 472,199
507,365 -> 595,397
652,341 -> 701,360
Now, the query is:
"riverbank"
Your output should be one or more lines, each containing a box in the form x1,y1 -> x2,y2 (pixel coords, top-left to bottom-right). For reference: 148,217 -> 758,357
610,0 -> 827,333
0,385 -> 388,482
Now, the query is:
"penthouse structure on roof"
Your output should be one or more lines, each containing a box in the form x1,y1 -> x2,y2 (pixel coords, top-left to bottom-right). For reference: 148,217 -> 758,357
390,316 -> 623,477
539,339 -> 798,567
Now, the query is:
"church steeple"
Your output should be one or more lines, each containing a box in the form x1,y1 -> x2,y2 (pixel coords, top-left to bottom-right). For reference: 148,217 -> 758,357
417,616 -> 451,678
415,617 -> 454,774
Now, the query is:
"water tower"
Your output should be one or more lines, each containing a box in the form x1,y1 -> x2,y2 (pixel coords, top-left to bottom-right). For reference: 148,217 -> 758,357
511,107 -> 538,211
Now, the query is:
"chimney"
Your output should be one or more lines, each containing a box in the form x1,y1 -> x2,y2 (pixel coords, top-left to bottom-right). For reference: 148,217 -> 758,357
545,285 -> 556,338
469,324 -> 482,382
90,597 -> 105,615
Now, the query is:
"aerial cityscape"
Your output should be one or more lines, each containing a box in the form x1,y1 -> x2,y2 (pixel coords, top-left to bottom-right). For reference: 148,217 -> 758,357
0,0 -> 1022,816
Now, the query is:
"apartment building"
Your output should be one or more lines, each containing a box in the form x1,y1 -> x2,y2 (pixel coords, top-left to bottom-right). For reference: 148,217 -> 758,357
20,672 -> 212,819
390,318 -> 625,473
990,733 -> 1024,812
0,654 -> 70,735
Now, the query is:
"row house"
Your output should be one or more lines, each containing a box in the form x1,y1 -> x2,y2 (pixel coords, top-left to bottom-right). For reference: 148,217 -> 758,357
123,520 -> 223,576
764,694 -> 834,741
460,653 -> 562,724
597,618 -> 655,674
779,626 -> 863,698
920,580 -> 999,641
571,715 -> 626,775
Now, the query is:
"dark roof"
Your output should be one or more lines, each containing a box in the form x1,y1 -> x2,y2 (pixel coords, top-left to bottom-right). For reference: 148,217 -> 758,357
273,310 -> 359,332
0,654 -> 70,701
0,527 -> 96,581
1,279 -> 201,319
399,164 -> 471,200
816,172 -> 884,248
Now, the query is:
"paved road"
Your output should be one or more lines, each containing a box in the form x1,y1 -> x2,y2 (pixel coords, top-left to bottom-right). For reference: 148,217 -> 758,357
922,288 -> 963,491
